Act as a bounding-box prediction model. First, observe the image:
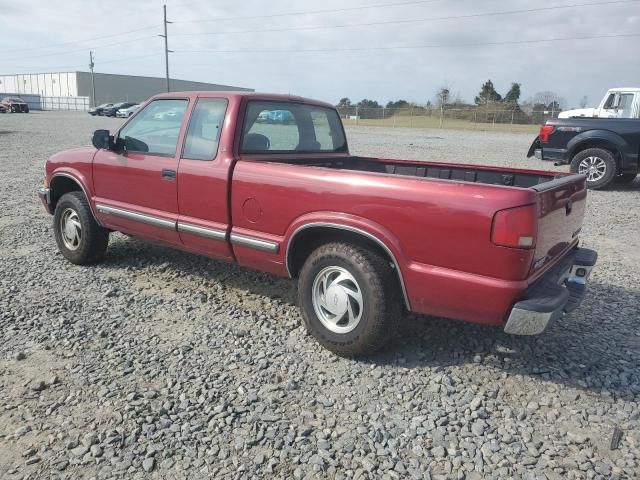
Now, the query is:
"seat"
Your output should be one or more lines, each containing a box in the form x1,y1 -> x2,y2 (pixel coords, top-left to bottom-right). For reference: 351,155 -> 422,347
243,133 -> 271,151
296,139 -> 321,151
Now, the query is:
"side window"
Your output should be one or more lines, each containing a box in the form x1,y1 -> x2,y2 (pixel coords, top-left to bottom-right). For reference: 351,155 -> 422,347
182,98 -> 228,160
310,111 -> 335,150
117,99 -> 188,156
602,94 -> 616,109
244,104 -> 299,151
618,94 -> 633,118
240,101 -> 347,154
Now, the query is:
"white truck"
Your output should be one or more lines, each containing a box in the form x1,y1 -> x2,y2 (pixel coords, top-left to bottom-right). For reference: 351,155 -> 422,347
559,88 -> 640,119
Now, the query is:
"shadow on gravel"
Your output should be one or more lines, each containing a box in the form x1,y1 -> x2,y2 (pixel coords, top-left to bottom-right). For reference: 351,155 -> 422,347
99,239 -> 638,398
601,181 -> 639,192
98,236 -> 299,305
372,281 -> 639,398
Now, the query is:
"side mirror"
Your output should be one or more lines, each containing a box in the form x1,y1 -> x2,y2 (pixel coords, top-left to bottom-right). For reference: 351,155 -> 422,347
92,129 -> 112,150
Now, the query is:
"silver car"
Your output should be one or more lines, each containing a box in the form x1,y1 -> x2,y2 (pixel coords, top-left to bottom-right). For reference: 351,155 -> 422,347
116,104 -> 140,118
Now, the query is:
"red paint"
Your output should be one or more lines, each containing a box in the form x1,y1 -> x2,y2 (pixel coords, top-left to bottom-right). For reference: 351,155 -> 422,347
42,91 -> 589,327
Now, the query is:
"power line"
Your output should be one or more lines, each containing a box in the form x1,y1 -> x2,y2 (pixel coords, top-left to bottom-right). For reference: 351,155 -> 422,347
5,26 -> 159,55
3,0 -> 443,57
7,53 -> 163,73
175,32 -> 640,55
172,0 -> 639,37
4,36 -> 157,63
174,0 -> 448,24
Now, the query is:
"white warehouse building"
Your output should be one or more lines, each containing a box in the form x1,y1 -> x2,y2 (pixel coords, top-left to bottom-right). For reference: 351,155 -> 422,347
0,71 -> 252,110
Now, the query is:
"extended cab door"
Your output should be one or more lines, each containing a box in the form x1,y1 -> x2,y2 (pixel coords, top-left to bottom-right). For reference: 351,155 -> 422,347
93,98 -> 189,245
176,96 -> 234,260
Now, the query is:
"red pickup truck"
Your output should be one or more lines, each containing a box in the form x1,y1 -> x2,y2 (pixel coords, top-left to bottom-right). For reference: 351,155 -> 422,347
38,92 -> 597,356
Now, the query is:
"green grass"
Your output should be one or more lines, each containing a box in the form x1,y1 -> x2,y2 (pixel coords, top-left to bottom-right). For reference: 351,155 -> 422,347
342,115 -> 540,134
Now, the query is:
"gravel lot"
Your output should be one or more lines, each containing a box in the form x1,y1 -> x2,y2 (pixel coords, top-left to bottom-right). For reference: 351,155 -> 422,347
1,111 -> 639,479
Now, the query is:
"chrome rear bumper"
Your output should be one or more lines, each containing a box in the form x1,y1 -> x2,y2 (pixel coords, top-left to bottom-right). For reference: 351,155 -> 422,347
504,247 -> 597,335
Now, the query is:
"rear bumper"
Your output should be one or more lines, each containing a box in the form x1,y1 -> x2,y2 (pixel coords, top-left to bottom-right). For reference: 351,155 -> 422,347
504,247 -> 597,335
536,147 -> 569,164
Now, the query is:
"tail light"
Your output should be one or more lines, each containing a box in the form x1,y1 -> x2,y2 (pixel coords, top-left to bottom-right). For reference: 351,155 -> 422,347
491,204 -> 537,249
538,125 -> 555,143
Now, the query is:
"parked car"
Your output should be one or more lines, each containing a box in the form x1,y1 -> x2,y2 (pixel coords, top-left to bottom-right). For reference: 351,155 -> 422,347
0,104 -> 7,113
267,109 -> 294,124
527,117 -> 640,189
102,102 -> 137,117
559,88 -> 640,119
38,92 -> 597,356
116,104 -> 140,118
2,97 -> 29,113
88,103 -> 113,116
153,107 -> 182,120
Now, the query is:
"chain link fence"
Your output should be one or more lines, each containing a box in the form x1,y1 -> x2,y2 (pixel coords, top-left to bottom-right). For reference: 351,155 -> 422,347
0,92 -> 89,111
336,106 -> 562,132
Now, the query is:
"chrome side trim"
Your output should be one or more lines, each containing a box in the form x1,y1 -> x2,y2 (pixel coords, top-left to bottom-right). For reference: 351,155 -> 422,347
50,173 -> 101,224
178,222 -> 226,241
230,233 -> 280,253
285,222 -> 411,310
96,204 -> 176,230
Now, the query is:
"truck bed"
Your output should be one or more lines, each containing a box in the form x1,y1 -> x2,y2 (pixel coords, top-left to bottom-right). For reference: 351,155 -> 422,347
274,156 -> 564,189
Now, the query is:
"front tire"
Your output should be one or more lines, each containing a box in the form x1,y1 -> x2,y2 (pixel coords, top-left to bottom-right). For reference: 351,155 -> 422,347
53,192 -> 109,265
569,148 -> 617,189
298,242 -> 401,356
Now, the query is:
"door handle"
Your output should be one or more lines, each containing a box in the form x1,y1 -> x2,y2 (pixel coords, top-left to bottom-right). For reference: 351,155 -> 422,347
162,169 -> 176,181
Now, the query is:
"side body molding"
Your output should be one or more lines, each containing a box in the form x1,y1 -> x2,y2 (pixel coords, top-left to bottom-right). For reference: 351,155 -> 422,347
285,222 -> 411,310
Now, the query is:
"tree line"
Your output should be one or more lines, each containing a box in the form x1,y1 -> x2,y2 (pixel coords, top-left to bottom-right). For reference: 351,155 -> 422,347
336,80 -> 573,122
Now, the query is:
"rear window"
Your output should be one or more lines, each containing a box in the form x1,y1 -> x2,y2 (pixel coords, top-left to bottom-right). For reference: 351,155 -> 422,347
241,101 -> 347,154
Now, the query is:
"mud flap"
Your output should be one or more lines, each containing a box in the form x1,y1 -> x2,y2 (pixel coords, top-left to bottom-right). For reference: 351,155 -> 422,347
526,136 -> 540,158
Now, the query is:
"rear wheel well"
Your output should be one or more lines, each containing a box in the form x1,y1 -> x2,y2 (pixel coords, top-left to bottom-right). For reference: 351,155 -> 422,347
571,140 -> 621,168
50,176 -> 83,211
287,226 -> 407,309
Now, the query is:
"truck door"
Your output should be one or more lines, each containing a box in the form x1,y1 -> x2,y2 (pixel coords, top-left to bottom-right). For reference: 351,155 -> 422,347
93,98 -> 189,245
600,92 -> 635,118
176,97 -> 234,260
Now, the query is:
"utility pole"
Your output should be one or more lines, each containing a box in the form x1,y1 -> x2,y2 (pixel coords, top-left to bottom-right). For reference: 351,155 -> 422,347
159,4 -> 173,92
89,50 -> 96,107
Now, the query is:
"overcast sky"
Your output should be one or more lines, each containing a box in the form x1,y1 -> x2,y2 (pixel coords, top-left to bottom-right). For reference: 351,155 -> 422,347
2,0 -> 639,107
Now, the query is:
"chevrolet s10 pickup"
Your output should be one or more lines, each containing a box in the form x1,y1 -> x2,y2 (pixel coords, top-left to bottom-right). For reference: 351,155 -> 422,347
39,92 -> 597,356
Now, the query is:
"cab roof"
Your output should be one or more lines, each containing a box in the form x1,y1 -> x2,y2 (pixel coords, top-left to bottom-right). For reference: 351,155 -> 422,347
150,91 -> 336,109
607,87 -> 640,93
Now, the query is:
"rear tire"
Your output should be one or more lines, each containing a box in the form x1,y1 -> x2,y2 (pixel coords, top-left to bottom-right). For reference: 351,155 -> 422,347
298,242 -> 401,357
53,192 -> 109,265
614,173 -> 637,184
569,148 -> 617,190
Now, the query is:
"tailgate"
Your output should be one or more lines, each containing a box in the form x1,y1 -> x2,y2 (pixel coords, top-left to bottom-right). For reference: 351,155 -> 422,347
530,174 -> 587,274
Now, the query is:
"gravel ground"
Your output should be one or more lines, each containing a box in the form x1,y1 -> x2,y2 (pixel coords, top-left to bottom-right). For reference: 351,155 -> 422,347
1,111 -> 639,479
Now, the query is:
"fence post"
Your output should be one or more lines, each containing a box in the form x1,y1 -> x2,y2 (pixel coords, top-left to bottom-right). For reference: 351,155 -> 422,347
410,107 -> 414,128
439,107 -> 443,129
511,110 -> 515,131
355,105 -> 359,126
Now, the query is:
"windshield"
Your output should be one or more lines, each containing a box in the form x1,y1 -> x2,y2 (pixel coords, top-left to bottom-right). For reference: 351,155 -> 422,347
241,101 -> 347,154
